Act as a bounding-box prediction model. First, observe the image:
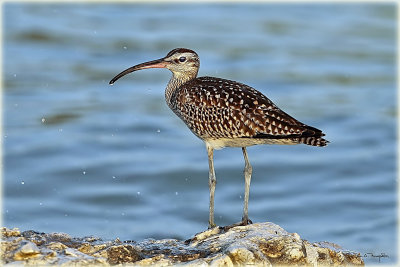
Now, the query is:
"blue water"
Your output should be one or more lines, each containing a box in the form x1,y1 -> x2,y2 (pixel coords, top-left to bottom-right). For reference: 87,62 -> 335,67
3,3 -> 397,265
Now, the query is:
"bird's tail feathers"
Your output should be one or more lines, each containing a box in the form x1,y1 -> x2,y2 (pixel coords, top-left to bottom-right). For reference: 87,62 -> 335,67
294,126 -> 329,147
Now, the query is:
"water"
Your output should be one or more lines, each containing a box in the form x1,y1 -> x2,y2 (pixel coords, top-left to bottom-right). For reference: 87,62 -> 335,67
3,3 -> 396,265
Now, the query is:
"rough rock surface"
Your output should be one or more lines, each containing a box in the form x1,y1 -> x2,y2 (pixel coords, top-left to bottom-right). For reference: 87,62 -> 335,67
1,222 -> 364,266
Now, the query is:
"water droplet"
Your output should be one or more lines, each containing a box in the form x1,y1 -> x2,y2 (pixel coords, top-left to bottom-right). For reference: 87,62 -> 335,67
21,181 -> 25,185
137,191 -> 141,195
121,212 -> 125,216
13,74 -> 17,77
39,202 -> 43,206
156,129 -> 161,133
41,118 -> 46,123
175,191 -> 178,196
123,46 -> 127,50
112,176 -> 116,179
82,171 -> 86,175
58,128 -> 63,132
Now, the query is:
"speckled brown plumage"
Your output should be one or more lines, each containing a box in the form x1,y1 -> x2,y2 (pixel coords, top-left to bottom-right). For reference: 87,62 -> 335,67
109,48 -> 328,228
169,76 -> 327,148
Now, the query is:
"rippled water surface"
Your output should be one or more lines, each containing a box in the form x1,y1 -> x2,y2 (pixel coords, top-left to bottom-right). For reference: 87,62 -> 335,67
3,3 -> 397,264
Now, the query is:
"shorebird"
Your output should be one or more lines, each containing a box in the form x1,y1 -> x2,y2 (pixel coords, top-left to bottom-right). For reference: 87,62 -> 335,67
110,48 -> 328,228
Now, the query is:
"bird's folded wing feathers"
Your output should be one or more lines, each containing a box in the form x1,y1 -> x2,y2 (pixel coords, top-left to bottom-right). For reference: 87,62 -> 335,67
171,76 -> 327,145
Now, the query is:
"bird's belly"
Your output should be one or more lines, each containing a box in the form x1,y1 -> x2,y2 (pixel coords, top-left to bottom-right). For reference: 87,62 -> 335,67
205,138 -> 298,150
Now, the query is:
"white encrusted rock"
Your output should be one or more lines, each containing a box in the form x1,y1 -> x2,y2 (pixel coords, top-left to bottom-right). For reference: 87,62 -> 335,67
1,223 -> 364,266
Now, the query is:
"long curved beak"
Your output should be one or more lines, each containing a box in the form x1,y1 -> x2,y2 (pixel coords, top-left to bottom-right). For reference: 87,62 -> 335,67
109,58 -> 167,85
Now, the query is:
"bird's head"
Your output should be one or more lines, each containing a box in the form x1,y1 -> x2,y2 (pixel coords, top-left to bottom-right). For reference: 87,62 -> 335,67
110,48 -> 200,85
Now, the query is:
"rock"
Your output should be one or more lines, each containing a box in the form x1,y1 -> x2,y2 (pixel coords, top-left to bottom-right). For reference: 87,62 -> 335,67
107,244 -> 143,264
1,227 -> 20,238
13,241 -> 41,260
0,222 -> 364,266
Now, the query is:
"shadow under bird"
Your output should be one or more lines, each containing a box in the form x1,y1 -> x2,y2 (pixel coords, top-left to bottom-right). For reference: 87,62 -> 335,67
109,48 -> 328,228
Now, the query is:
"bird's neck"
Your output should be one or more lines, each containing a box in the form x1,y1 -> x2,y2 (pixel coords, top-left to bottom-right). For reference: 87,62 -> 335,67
165,72 -> 197,106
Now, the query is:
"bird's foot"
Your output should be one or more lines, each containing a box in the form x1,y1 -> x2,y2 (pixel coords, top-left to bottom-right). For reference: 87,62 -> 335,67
208,222 -> 217,229
222,218 -> 253,232
241,217 -> 253,225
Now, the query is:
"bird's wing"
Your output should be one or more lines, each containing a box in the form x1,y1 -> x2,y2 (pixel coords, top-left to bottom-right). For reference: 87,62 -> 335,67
172,76 -> 325,141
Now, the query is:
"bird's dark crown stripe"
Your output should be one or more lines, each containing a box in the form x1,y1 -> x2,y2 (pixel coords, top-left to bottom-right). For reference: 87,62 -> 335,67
166,48 -> 197,58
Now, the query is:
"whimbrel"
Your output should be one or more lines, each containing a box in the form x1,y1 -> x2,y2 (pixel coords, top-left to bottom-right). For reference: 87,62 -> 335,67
110,48 -> 328,228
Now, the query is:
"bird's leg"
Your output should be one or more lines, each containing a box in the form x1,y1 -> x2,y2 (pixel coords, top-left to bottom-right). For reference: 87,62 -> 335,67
206,143 -> 217,228
222,148 -> 254,232
242,147 -> 253,225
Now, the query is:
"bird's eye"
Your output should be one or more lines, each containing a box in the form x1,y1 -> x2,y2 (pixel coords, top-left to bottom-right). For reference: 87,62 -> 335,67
179,56 -> 186,62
